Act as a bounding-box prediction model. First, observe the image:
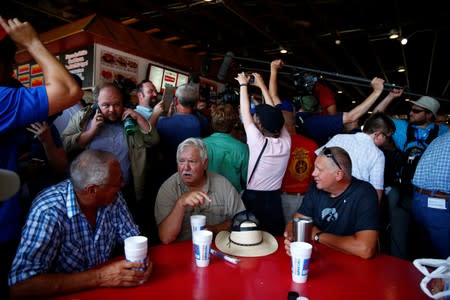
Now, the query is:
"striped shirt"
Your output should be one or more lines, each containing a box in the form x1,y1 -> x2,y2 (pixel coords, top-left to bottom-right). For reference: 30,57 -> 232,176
9,179 -> 139,286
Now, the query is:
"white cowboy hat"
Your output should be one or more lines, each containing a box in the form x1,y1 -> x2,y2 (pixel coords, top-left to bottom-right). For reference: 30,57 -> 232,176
215,211 -> 278,257
0,169 -> 20,201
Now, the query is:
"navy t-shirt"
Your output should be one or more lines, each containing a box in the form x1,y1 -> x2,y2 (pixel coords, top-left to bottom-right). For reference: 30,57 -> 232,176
296,112 -> 344,146
299,177 -> 380,235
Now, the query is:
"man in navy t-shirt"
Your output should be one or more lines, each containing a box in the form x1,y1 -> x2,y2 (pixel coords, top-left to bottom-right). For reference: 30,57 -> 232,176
283,146 -> 380,259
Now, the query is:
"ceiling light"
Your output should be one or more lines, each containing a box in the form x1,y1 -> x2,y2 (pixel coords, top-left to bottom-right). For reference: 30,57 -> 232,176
164,36 -> 180,42
389,30 -> 399,39
337,90 -> 343,94
121,18 -> 139,25
397,67 -> 406,73
335,39 -> 341,45
280,48 -> 288,54
181,44 -> 197,49
145,28 -> 161,34
401,38 -> 408,45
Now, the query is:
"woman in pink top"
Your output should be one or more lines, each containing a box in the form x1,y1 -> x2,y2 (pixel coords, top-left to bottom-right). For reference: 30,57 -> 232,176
235,72 -> 291,236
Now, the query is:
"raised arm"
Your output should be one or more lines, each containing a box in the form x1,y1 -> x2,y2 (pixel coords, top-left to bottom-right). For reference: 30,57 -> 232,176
253,72 -> 275,106
236,72 -> 253,128
0,17 -> 83,116
269,59 -> 283,106
342,77 -> 384,124
373,88 -> 404,113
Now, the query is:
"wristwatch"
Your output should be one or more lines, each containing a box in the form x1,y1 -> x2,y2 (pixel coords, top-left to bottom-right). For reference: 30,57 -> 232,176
314,232 -> 323,243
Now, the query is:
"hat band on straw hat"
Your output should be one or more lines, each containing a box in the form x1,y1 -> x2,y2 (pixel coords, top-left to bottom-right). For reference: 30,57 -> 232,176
228,236 -> 263,247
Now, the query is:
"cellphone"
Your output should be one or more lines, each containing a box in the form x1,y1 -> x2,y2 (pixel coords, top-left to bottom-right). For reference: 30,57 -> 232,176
248,75 -> 255,85
245,72 -> 255,85
162,86 -> 176,112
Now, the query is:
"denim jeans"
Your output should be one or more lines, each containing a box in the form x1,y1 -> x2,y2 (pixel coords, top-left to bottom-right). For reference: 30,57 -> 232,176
411,191 -> 450,258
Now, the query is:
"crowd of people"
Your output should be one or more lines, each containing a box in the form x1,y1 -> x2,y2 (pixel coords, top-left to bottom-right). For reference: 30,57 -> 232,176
1,17 -> 449,299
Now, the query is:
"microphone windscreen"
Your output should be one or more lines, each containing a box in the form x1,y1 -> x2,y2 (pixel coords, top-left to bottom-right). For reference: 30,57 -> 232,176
217,51 -> 234,81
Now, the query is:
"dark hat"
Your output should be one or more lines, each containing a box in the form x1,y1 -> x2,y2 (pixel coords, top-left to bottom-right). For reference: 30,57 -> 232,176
254,104 -> 285,134
215,211 -> 278,257
300,95 -> 320,113
279,100 -> 294,112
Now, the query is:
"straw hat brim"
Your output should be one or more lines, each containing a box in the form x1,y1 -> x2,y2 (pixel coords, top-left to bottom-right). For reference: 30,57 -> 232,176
215,230 -> 278,257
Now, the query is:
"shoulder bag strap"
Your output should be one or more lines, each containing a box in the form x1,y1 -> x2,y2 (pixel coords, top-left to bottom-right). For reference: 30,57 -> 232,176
247,138 -> 268,185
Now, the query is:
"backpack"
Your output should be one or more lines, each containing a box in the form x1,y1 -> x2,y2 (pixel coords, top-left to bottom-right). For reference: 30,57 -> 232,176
398,123 -> 439,188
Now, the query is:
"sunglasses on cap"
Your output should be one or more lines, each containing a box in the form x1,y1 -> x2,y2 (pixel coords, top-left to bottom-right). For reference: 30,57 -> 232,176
320,147 -> 342,170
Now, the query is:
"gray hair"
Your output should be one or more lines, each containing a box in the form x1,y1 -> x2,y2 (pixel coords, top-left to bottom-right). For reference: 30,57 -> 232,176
176,138 -> 208,164
175,83 -> 198,109
320,146 -> 352,180
70,149 -> 117,191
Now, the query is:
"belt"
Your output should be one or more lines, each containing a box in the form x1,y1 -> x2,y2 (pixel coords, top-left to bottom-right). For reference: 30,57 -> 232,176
414,187 -> 449,200
282,192 -> 303,196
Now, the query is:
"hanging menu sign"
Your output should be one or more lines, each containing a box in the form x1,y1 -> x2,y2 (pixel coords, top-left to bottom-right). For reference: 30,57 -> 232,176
60,45 -> 94,88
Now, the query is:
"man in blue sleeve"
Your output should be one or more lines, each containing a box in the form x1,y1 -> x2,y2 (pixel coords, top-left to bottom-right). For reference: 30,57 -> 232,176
0,16 -> 82,298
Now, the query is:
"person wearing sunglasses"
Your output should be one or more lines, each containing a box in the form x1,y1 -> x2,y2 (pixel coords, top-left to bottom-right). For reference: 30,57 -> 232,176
284,146 -> 380,259
315,112 -> 396,202
373,92 -> 448,259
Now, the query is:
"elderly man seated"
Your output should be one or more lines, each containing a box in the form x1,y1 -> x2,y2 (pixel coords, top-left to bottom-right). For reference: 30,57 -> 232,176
8,150 -> 153,299
284,147 -> 380,259
155,137 -> 246,244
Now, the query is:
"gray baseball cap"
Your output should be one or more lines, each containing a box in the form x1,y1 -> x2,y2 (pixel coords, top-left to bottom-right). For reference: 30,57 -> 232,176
410,96 -> 440,117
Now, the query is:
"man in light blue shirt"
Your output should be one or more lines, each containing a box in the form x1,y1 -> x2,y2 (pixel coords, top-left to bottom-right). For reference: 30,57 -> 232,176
135,80 -> 158,120
411,132 -> 450,258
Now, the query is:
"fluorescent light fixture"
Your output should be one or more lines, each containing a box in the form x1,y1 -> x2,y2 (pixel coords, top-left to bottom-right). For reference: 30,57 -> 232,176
121,18 -> 139,25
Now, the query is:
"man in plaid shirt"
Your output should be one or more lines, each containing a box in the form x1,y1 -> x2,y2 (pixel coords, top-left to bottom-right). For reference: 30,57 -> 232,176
8,149 -> 153,299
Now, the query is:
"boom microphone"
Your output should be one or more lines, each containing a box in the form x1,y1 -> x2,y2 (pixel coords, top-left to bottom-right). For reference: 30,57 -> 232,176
217,51 -> 234,81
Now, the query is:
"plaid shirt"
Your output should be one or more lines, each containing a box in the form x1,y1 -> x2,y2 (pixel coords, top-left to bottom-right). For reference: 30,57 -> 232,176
413,131 -> 450,193
9,179 -> 139,286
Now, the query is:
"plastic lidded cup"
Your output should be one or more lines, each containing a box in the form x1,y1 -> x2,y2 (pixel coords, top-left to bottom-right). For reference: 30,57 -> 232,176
124,235 -> 148,271
192,230 -> 213,267
290,241 -> 312,283
190,214 -> 206,234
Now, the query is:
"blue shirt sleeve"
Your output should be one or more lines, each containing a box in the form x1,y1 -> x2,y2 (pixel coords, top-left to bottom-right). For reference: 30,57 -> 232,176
0,86 -> 49,134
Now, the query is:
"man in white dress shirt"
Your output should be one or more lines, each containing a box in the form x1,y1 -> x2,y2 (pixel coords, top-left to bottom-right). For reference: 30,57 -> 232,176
316,112 -> 395,202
